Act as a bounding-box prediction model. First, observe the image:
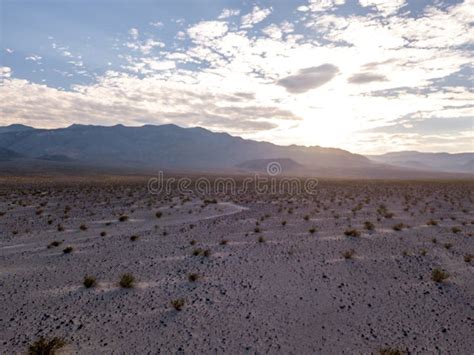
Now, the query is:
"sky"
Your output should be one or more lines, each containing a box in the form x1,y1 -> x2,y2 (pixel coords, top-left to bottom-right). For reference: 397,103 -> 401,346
0,0 -> 473,154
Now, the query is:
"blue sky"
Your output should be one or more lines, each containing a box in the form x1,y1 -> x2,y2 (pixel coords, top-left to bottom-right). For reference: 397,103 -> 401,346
1,0 -> 473,153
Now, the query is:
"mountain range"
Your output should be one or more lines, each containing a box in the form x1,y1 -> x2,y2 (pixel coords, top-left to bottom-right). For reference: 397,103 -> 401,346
0,123 -> 471,178
367,151 -> 473,173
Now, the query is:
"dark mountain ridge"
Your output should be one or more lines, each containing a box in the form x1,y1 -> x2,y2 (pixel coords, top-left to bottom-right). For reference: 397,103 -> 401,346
0,123 -> 471,178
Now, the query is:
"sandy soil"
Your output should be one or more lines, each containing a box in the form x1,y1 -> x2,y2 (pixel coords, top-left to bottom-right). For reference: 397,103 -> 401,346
0,178 -> 473,354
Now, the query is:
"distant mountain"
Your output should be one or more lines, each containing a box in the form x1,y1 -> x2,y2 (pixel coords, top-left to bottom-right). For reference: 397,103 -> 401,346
0,124 -> 34,134
0,147 -> 24,161
0,123 -> 371,172
367,151 -> 474,174
0,124 -> 471,178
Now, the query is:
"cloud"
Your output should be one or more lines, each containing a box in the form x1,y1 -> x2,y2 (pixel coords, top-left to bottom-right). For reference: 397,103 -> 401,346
0,71 -> 301,134
218,8 -> 240,19
5,48 -> 14,53
306,0 -> 346,12
277,64 -> 339,93
359,0 -> 405,16
0,67 -> 11,79
241,6 -> 272,28
348,72 -> 387,84
187,21 -> 228,42
25,55 -> 42,61
149,21 -> 163,28
128,28 -> 139,39
125,38 -> 165,54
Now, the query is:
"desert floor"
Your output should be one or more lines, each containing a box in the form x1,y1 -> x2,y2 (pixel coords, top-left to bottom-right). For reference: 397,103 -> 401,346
1,177 -> 473,354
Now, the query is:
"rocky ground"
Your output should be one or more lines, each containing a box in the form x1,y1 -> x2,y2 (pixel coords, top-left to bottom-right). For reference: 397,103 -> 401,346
0,177 -> 473,354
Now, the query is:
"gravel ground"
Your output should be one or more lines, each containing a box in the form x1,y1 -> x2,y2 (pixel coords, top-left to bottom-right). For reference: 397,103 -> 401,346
0,178 -> 473,354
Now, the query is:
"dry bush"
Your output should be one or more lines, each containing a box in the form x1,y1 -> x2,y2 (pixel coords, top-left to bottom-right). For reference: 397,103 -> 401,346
431,268 -> 449,283
83,275 -> 97,288
119,273 -> 135,288
341,249 -> 355,259
171,298 -> 185,311
344,229 -> 360,237
28,336 -> 66,355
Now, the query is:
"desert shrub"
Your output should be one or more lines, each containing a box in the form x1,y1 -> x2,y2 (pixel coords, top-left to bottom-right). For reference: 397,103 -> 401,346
258,236 -> 266,243
419,249 -> 427,256
309,227 -> 316,234
431,268 -> 449,283
192,248 -> 203,256
63,246 -> 73,254
83,275 -> 97,288
130,235 -> 139,241
0,211 -> 5,216
188,273 -> 200,282
57,224 -> 65,232
303,215 -> 309,221
344,229 -> 360,237
219,239 -> 228,245
427,219 -> 438,226
171,298 -> 185,311
192,248 -> 211,257
28,336 -> 66,355
431,238 -> 437,244
281,220 -> 287,226
464,254 -> 473,263
392,223 -> 405,231
79,224 -> 87,231
119,273 -> 135,288
155,211 -> 162,218
444,243 -> 453,250
364,221 -> 375,231
118,215 -> 129,222
100,231 -> 106,237
342,249 -> 355,259
451,226 -> 461,234
47,241 -> 62,248
190,240 -> 196,246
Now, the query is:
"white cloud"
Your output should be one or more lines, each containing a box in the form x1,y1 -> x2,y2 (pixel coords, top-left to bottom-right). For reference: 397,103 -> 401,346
187,21 -> 228,42
126,38 -> 165,54
359,0 -> 405,16
149,21 -> 163,28
25,55 -> 42,62
6,48 -> 14,53
128,27 -> 139,39
262,24 -> 283,39
218,8 -> 240,19
0,67 -> 12,78
307,0 -> 346,12
241,6 -> 272,29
